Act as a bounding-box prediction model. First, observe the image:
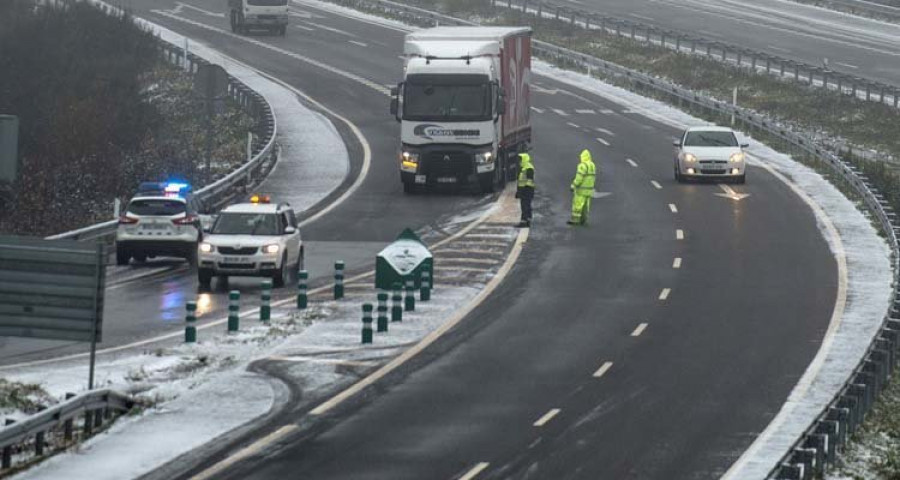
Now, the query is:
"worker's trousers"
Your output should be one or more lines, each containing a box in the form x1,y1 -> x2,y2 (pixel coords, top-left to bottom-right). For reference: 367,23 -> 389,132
570,192 -> 591,225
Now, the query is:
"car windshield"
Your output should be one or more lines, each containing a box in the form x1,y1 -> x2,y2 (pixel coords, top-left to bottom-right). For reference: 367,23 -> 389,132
404,83 -> 491,122
247,0 -> 287,5
683,131 -> 738,147
212,213 -> 279,235
127,199 -> 186,216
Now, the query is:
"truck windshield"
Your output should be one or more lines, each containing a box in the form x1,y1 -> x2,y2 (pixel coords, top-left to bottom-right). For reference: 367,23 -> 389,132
212,213 -> 279,235
683,131 -> 738,147
247,0 -> 288,5
404,81 -> 491,122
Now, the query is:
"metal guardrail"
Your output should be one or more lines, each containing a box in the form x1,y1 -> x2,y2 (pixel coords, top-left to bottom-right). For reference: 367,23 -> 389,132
331,0 -> 900,477
0,389 -> 134,472
486,0 -> 900,109
47,28 -> 278,241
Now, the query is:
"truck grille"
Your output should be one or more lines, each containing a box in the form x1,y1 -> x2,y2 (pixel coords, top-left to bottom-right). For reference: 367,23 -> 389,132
219,246 -> 258,255
423,152 -> 472,178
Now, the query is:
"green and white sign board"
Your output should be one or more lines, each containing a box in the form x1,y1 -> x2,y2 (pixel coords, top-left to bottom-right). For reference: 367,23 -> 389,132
375,228 -> 433,290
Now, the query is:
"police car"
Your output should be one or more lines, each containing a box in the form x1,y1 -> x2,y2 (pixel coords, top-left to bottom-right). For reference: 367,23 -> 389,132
116,182 -> 202,266
198,195 -> 304,288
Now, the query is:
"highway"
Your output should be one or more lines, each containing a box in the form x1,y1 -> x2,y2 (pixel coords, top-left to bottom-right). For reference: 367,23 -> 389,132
567,0 -> 900,85
28,1 -> 838,479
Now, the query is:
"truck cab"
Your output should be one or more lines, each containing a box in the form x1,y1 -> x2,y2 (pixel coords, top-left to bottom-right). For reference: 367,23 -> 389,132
228,0 -> 289,36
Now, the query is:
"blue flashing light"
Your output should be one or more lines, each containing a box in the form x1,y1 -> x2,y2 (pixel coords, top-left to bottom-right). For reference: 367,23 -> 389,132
164,182 -> 191,194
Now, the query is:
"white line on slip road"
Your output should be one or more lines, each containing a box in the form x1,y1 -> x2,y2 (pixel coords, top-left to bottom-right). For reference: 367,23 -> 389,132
626,158 -> 638,167
835,62 -> 859,70
596,137 -> 611,147
595,127 -> 615,136
631,323 -> 649,337
668,203 -> 678,213
567,122 -> 581,129
460,462 -> 490,480
599,109 -> 615,115
531,107 -> 545,114
630,13 -> 654,21
294,24 -> 315,31
575,109 -> 596,114
676,229 -> 684,240
190,425 -> 298,480
767,45 -> 791,54
552,108 -> 569,116
533,408 -> 562,427
673,257 -> 682,269
651,180 -> 662,190
348,40 -> 368,47
659,288 -> 671,300
593,361 -> 614,378
177,2 -> 225,17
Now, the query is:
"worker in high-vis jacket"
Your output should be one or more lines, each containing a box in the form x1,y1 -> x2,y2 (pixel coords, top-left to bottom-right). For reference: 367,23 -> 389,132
516,152 -> 535,228
568,149 -> 596,225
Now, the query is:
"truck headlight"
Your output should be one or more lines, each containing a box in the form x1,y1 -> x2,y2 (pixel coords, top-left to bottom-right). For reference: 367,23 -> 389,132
681,153 -> 697,163
475,152 -> 493,165
401,151 -> 419,172
263,244 -> 280,254
730,152 -> 745,163
199,243 -> 214,253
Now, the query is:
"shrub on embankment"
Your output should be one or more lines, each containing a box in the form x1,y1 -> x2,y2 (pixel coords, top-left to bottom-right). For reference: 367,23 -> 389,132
0,0 -> 253,236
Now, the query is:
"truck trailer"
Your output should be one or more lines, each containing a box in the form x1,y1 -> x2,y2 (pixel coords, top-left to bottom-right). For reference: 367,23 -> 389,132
390,27 -> 532,193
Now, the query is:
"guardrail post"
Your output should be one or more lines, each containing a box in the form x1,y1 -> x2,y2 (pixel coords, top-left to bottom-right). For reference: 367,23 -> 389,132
260,280 -> 272,322
555,6 -> 560,20
185,300 -> 197,343
94,408 -> 103,429
35,429 -> 45,457
63,393 -> 76,443
228,291 -> 240,332
2,419 -> 13,469
404,278 -> 415,312
536,2 -> 542,19
377,293 -> 389,332
894,88 -> 898,108
334,261 -> 345,300
420,269 -> 431,301
84,410 -> 93,436
297,270 -> 308,309
361,303 -> 373,344
391,283 -> 403,322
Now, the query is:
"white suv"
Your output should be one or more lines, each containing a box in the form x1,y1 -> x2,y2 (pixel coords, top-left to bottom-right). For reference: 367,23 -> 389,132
116,183 -> 202,266
198,196 -> 304,288
674,126 -> 748,184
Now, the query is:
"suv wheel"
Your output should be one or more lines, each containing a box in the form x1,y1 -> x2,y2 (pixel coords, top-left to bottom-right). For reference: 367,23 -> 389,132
273,253 -> 288,288
186,247 -> 198,267
198,269 -> 213,288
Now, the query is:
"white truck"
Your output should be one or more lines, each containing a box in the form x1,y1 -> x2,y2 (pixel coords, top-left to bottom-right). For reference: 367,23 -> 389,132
228,0 -> 289,36
390,27 -> 532,194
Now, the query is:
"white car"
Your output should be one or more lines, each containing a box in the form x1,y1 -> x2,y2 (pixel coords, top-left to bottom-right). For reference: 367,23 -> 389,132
197,196 -> 304,288
115,182 -> 202,266
674,126 -> 748,184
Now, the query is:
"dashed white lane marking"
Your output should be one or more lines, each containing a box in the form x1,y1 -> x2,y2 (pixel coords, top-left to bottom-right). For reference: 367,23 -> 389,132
533,408 -> 562,427
178,2 -> 225,17
659,288 -> 671,300
460,462 -> 490,480
673,257 -> 682,269
596,137 -> 611,147
567,122 -> 581,129
676,229 -> 684,240
552,108 -> 569,116
303,21 -> 357,37
294,24 -> 315,31
626,158 -> 638,167
575,109 -> 596,114
593,361 -> 614,378
348,40 -> 368,47
531,107 -> 545,114
631,323 -> 649,337
599,108 -> 615,114
595,127 -> 615,136
668,203 -> 678,213
651,180 -> 662,190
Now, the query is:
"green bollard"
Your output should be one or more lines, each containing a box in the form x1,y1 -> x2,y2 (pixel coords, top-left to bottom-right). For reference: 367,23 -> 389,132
297,270 -> 308,309
185,300 -> 197,343
361,303 -> 373,344
404,278 -> 415,312
391,283 -> 403,322
377,292 -> 389,332
260,280 -> 272,322
334,261 -> 345,300
228,290 -> 240,332
420,269 -> 431,302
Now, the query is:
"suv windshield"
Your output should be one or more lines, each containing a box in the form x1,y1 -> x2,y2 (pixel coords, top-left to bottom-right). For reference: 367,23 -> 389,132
684,131 -> 739,147
127,199 -> 186,216
404,79 -> 491,122
213,213 -> 279,235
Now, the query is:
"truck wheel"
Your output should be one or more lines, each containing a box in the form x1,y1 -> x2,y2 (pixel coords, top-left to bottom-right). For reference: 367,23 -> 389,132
479,174 -> 496,194
133,253 -> 147,263
116,247 -> 130,266
402,182 -> 416,194
198,269 -> 213,289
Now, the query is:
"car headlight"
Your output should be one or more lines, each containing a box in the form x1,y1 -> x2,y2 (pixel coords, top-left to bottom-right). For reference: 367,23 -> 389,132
401,151 -> 419,171
730,152 -> 745,163
681,153 -> 697,163
199,243 -> 214,253
475,152 -> 494,165
263,244 -> 280,254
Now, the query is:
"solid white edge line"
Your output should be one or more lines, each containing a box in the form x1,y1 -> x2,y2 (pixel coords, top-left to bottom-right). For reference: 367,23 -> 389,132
533,408 -> 562,427
459,462 -> 490,480
722,156 -> 848,479
631,323 -> 648,337
658,288 -> 671,300
190,425 -> 299,480
593,361 -> 613,378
